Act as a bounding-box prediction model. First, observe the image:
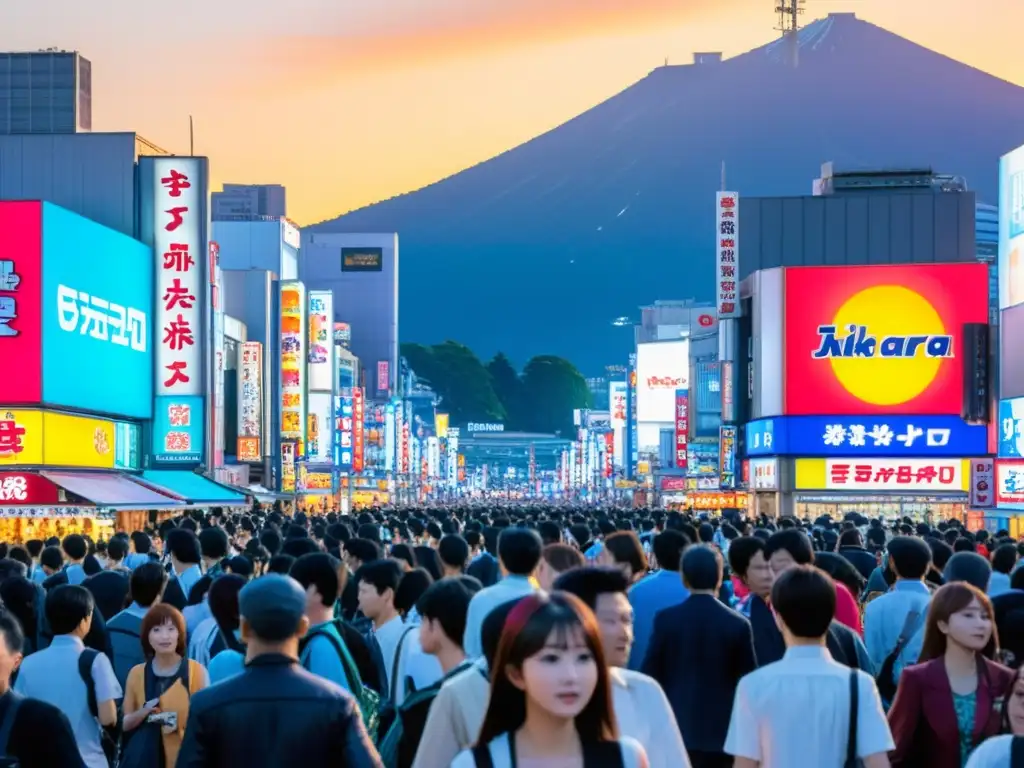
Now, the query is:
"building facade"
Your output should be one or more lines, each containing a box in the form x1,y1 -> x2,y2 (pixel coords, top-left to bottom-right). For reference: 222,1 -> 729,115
0,50 -> 91,134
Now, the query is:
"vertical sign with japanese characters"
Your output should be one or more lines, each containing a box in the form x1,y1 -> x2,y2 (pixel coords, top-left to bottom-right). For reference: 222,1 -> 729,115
280,282 -> 306,445
352,387 -> 365,473
971,459 -> 995,508
377,361 -> 390,396
307,291 -> 333,393
716,192 -> 739,318
237,342 -> 262,462
152,396 -> 204,463
675,389 -> 689,471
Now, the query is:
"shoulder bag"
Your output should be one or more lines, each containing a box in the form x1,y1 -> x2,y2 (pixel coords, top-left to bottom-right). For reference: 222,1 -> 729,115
846,670 -> 864,768
875,610 -> 922,702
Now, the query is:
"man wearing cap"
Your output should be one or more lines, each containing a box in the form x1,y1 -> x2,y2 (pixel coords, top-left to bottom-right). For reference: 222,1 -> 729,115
176,574 -> 383,768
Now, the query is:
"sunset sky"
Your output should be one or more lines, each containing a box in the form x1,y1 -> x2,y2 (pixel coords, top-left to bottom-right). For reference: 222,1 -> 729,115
5,0 -> 1024,224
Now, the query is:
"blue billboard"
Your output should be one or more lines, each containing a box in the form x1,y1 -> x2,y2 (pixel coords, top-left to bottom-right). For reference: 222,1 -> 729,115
152,395 -> 204,464
999,398 -> 1024,458
745,415 -> 987,458
41,203 -> 153,418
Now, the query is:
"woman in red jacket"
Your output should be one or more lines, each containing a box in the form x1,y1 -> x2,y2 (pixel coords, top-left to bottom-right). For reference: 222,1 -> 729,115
888,582 -> 1015,767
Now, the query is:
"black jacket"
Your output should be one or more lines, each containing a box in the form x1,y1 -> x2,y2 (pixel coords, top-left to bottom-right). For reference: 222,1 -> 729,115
641,594 -> 757,754
746,593 -> 866,670
82,570 -> 130,620
838,546 -> 879,582
176,653 -> 383,768
0,692 -> 85,768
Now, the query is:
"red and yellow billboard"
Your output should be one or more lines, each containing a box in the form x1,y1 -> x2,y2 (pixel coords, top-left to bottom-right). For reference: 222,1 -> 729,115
784,264 -> 988,416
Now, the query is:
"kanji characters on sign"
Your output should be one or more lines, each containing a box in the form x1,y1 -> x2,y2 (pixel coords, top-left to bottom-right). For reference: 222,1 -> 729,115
0,260 -> 22,337
716,192 -> 739,318
822,422 -> 950,450
0,418 -> 25,456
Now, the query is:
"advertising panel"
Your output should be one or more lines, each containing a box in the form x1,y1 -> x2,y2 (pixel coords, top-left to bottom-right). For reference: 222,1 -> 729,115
1000,304 -> 1024,400
281,441 -> 296,493
674,389 -> 689,470
333,322 -> 352,350
377,361 -> 390,394
335,395 -> 353,469
795,458 -> 969,493
971,459 -> 995,508
783,264 -> 989,416
237,342 -> 262,461
352,387 -> 365,473
636,341 -> 690,449
719,426 -> 737,489
0,202 -> 42,404
0,472 -> 60,505
341,247 -> 383,272
716,191 -> 739,318
1000,144 -> 1024,309
151,158 -> 205,398
745,415 -> 987,458
749,458 -> 778,490
0,410 -> 42,465
609,381 -> 627,470
152,395 -> 205,463
280,282 -> 306,441
996,460 -> 1024,505
42,412 -> 115,469
307,291 -> 333,393
434,413 -> 449,439
307,392 -> 333,464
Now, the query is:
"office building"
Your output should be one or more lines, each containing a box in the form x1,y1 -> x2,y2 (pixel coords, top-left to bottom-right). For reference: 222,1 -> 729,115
0,50 -> 91,134
212,183 -> 287,221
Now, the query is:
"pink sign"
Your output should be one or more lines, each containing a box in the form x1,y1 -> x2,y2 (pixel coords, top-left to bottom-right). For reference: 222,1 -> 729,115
377,360 -> 389,393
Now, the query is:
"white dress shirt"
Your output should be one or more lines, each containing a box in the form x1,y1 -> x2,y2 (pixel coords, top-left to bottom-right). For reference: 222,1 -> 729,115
966,734 -> 1016,767
610,667 -> 691,768
462,575 -> 537,659
725,645 -> 894,767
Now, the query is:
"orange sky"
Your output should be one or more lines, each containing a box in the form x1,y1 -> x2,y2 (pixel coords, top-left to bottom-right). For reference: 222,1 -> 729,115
4,0 -> 1024,224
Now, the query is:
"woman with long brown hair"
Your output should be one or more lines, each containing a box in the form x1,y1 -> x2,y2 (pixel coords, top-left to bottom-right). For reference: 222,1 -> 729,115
452,592 -> 648,767
888,582 -> 1015,767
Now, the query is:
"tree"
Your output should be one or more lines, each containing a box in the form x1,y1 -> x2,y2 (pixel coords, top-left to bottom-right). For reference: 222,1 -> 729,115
520,355 -> 592,437
399,341 -> 505,426
486,352 -> 525,430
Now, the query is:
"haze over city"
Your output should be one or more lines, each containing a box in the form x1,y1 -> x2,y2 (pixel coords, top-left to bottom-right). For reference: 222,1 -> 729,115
3,0 -> 1022,224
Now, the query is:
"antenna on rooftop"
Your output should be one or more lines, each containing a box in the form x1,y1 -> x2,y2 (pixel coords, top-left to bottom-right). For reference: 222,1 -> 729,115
774,0 -> 805,67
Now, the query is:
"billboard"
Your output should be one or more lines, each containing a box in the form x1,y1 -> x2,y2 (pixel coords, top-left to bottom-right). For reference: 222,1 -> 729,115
151,158 -> 205,398
0,202 -> 42,404
377,360 -> 390,395
674,390 -> 689,470
352,387 -> 365,473
1001,303 -> 1024,400
307,392 -> 333,464
636,340 -> 689,448
996,460 -> 1024,505
42,204 -> 153,418
795,458 -> 969,493
333,322 -> 352,350
341,247 -> 383,272
280,282 -> 306,441
308,291 -> 333,393
719,426 -> 737,489
335,395 -> 354,469
716,191 -> 739,318
745,415 -> 987,458
0,409 -> 139,468
783,264 -> 989,416
609,381 -> 627,470
152,395 -> 205,463
238,342 -> 262,461
1000,145 -> 1024,310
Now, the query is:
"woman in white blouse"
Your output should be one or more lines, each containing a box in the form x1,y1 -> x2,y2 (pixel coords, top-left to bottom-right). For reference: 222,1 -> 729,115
967,664 -> 1024,767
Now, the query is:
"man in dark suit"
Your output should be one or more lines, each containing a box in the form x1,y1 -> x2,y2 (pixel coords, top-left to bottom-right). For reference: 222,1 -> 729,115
642,544 -> 757,768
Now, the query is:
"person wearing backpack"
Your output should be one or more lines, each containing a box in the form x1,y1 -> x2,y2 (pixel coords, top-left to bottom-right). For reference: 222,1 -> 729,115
107,563 -> 168,693
0,609 -> 85,768
122,604 -> 207,768
292,553 -> 356,693
14,585 -> 121,768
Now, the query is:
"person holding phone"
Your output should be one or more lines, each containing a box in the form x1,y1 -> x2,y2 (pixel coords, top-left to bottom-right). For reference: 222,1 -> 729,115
123,605 -> 207,767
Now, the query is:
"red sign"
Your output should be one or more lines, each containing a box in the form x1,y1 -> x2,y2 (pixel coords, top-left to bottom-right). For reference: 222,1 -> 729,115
352,387 -> 365,473
660,476 -> 687,491
697,313 -> 715,328
0,472 -> 60,505
824,459 -> 964,491
783,263 -> 988,415
0,202 -> 42,404
603,432 -> 613,478
377,361 -> 389,393
675,390 -> 688,470
647,376 -> 685,389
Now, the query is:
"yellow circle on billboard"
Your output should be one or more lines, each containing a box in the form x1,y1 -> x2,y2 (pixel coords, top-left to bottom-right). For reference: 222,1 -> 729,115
827,285 -> 947,406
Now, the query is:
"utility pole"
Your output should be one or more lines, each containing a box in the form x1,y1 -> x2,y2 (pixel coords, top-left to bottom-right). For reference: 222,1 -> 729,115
774,0 -> 804,67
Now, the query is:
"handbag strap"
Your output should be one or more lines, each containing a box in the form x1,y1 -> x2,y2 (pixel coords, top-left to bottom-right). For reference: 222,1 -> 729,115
472,744 -> 496,768
847,669 -> 859,766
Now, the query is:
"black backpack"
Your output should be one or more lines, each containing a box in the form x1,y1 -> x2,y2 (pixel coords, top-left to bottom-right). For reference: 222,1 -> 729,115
78,649 -> 121,766
0,691 -> 24,767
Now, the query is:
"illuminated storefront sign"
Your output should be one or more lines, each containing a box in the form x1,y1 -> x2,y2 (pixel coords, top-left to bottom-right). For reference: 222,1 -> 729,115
0,472 -> 60,504
795,458 -> 969,492
996,460 -> 1024,505
745,415 -> 986,458
716,191 -> 739,318
749,458 -> 778,491
0,410 -> 139,469
783,263 -> 989,416
377,360 -> 390,394
307,291 -> 333,393
307,392 -> 333,464
467,423 -> 504,433
237,342 -> 262,461
0,204 -> 41,406
280,282 -> 306,442
152,395 -> 204,464
304,472 -> 332,492
719,426 -> 737,489
352,387 -> 365,473
335,396 -> 354,469
971,459 -> 995,508
281,441 -> 296,493
674,389 -> 688,471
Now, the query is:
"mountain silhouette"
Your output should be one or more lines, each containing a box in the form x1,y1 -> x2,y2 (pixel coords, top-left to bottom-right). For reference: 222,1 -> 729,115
309,13 -> 1024,374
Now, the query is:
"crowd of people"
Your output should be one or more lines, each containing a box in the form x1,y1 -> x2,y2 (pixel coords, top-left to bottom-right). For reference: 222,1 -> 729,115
0,504 -> 1021,766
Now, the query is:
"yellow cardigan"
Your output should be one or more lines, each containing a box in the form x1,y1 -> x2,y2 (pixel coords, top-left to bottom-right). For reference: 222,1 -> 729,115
124,659 -> 205,768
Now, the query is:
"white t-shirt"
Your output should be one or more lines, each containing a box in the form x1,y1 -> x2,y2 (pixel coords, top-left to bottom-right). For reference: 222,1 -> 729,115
966,734 -> 1018,768
451,733 -> 647,768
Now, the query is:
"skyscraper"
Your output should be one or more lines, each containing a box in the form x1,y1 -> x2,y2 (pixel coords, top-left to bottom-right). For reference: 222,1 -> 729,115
0,50 -> 91,134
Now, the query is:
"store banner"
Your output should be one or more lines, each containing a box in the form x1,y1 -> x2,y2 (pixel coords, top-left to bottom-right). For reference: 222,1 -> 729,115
352,388 -> 365,473
716,191 -> 739,318
745,415 -> 986,458
238,342 -> 263,461
749,458 -> 778,490
151,158 -> 205,398
971,459 -> 995,508
307,291 -> 334,393
152,395 -> 205,464
719,426 -> 737,489
796,458 -> 969,493
0,410 -> 139,469
0,472 -> 60,505
280,282 -> 306,442
674,389 -> 689,470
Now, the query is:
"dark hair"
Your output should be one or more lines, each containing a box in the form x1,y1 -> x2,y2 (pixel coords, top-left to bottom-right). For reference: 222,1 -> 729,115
45,585 -> 95,636
603,531 -> 647,576
497,528 -> 543,577
542,544 -> 585,574
728,536 -> 767,578
437,535 -> 470,571
919,582 -> 998,662
476,592 -> 618,746
61,535 -> 87,561
0,579 -> 35,652
39,545 -> 63,572
356,559 -> 404,596
345,538 -> 382,565
765,529 -> 814,565
130,562 -> 168,608
814,552 -> 866,598
0,609 -> 24,655
417,579 -> 473,648
25,540 -> 43,558
130,532 -> 152,555
552,566 -> 629,611
208,574 -> 246,638
165,529 -> 201,565
838,529 -> 863,548
413,546 -> 444,582
266,554 -> 296,575
199,527 -> 230,560
482,598 -> 522,669
537,520 -> 562,546
993,544 -> 1018,576
106,537 -> 128,562
281,538 -> 319,559
291,553 -> 344,607
652,530 -> 689,573
395,568 -> 434,616
0,558 -> 27,582
140,604 -> 187,657
771,565 -> 836,639
888,536 -> 933,580
389,543 -> 416,570
681,545 -> 723,591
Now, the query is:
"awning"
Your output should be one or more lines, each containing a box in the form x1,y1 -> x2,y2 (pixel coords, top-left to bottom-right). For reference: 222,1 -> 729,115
139,471 -> 249,507
245,484 -> 292,502
41,472 -> 184,510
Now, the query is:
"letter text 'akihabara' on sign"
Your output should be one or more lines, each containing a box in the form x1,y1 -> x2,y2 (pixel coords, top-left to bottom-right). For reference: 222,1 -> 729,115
783,264 -> 990,416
